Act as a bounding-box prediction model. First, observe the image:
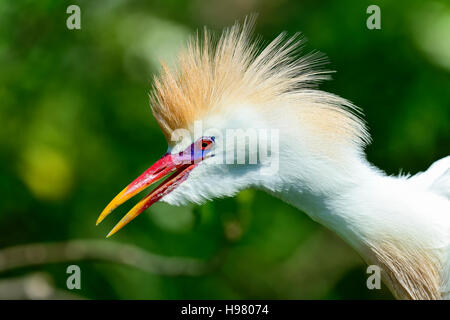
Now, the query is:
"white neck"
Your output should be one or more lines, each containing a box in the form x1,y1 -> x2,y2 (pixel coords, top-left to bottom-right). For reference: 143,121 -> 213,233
267,155 -> 447,299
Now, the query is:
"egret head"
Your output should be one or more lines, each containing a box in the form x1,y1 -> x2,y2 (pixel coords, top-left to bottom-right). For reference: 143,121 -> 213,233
97,18 -> 369,237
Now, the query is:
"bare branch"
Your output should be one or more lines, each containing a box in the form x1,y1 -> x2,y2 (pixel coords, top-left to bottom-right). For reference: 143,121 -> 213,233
0,239 -> 221,276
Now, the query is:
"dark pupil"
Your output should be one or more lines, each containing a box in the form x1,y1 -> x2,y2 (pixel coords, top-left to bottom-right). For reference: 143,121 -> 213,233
202,142 -> 208,148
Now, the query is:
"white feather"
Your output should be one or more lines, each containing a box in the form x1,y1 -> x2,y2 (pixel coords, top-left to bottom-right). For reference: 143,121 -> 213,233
151,20 -> 450,299
161,103 -> 450,299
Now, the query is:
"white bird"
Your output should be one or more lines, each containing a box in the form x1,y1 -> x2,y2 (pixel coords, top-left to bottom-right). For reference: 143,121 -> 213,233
97,18 -> 450,300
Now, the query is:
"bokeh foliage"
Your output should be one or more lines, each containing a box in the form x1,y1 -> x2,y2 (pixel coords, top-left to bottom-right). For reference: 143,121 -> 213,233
0,0 -> 448,299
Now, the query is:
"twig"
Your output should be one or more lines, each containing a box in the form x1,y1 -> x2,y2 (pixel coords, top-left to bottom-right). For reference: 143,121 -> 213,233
0,239 -> 220,276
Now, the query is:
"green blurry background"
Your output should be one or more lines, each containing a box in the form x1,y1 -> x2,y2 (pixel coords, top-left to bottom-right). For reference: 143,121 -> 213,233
0,0 -> 449,299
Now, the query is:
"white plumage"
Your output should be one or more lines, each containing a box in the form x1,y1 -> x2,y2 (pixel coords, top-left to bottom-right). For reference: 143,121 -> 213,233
99,18 -> 450,299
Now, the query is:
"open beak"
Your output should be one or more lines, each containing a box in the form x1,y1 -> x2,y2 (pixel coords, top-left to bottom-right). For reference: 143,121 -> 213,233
96,152 -> 197,237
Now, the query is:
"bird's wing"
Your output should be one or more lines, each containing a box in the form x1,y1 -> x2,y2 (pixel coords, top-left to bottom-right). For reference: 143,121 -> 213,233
409,156 -> 450,299
430,168 -> 450,200
408,156 -> 450,200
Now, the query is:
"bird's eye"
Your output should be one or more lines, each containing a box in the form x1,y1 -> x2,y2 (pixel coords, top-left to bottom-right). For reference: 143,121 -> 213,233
200,138 -> 213,150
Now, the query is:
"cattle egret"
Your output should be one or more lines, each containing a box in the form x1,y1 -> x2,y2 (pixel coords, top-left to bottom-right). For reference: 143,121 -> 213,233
97,19 -> 450,300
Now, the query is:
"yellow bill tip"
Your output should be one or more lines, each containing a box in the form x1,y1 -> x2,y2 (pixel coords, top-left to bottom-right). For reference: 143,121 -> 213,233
96,207 -> 113,226
96,188 -> 130,226
104,194 -> 151,237
105,217 -> 129,238
106,229 -> 115,238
